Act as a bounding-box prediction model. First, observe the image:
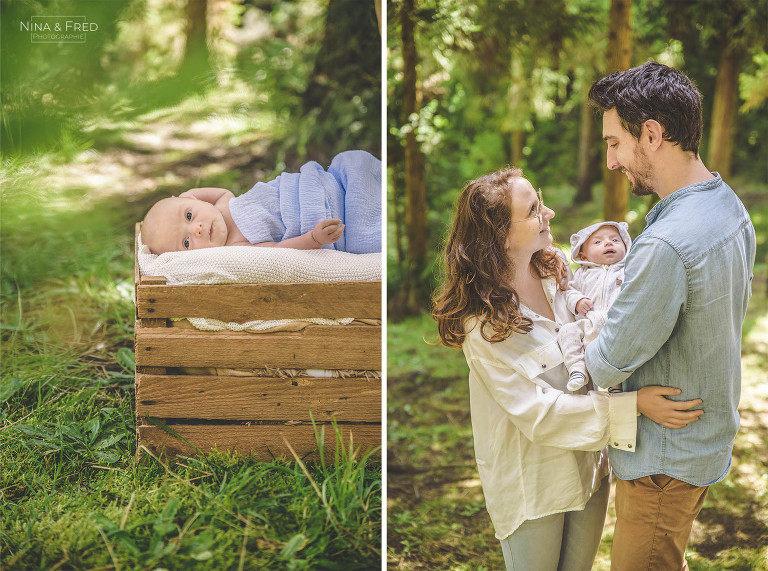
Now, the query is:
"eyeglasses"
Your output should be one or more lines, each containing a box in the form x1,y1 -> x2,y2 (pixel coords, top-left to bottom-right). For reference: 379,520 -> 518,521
511,188 -> 543,225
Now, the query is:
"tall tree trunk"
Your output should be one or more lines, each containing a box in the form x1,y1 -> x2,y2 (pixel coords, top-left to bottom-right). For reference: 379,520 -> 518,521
179,0 -> 210,82
511,130 -> 524,166
575,91 -> 600,204
707,37 -> 742,180
390,0 -> 428,319
390,166 -> 405,266
602,0 -> 632,221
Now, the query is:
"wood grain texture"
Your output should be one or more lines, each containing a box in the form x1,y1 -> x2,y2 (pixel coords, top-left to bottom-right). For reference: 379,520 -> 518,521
135,323 -> 381,369
137,423 -> 381,460
135,374 -> 381,422
136,281 -> 381,320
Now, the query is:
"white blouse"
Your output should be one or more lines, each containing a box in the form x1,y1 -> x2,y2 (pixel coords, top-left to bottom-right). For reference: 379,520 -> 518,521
462,275 -> 637,540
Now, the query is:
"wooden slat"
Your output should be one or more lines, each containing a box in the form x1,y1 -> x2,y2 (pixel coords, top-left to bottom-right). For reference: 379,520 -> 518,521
137,423 -> 381,460
135,374 -> 381,422
135,323 -> 381,370
136,281 -> 381,320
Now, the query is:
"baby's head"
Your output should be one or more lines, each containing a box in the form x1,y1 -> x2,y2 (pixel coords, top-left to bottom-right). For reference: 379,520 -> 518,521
571,221 -> 630,266
142,196 -> 228,254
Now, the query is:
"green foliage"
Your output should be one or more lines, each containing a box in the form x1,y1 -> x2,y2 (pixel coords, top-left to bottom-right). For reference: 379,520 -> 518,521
388,0 -> 768,316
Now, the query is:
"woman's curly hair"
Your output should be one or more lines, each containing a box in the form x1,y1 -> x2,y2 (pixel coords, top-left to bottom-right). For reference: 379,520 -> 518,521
432,168 -> 566,348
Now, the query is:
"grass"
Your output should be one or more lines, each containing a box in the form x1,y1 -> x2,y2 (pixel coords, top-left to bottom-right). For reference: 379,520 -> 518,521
0,82 -> 381,569
386,185 -> 768,570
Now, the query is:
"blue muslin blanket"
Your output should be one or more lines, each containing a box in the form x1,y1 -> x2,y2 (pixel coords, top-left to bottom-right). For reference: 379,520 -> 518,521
229,150 -> 381,254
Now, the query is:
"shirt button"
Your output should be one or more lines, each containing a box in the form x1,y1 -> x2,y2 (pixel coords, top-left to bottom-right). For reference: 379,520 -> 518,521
613,442 -> 619,446
541,364 -> 547,369
555,328 -> 560,333
628,444 -> 633,448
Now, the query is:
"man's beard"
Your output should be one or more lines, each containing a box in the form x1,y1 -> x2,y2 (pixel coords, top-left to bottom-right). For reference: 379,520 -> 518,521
626,145 -> 655,197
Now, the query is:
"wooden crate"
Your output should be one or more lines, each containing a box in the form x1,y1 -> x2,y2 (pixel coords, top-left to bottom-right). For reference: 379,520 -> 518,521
134,224 -> 382,459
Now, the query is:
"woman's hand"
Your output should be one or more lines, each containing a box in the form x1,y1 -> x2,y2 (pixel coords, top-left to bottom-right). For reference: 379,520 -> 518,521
637,386 -> 703,429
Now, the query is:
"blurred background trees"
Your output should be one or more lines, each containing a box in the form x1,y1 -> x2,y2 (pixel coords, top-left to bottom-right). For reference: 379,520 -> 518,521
387,0 -> 768,319
0,0 -> 381,164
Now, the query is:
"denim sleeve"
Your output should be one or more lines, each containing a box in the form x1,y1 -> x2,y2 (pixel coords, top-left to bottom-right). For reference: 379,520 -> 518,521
585,238 -> 687,388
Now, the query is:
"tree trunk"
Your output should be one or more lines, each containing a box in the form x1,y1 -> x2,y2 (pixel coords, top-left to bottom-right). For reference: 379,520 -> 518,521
602,0 -> 632,221
390,166 -> 405,266
511,130 -> 524,166
390,0 -> 428,318
179,0 -> 210,81
707,37 -> 742,180
575,91 -> 600,204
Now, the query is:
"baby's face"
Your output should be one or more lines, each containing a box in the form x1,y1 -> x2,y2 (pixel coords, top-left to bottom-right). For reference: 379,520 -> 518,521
143,196 -> 228,254
579,226 -> 626,265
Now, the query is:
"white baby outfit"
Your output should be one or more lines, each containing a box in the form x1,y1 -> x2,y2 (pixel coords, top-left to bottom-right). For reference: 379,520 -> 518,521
558,221 -> 632,391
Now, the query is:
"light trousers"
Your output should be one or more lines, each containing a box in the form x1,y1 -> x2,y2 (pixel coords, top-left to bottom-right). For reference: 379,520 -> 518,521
499,476 -> 610,571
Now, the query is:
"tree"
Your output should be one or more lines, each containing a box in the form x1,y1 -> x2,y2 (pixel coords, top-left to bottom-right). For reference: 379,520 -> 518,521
662,0 -> 768,181
388,0 -> 428,319
602,0 -> 632,222
178,0 -> 211,83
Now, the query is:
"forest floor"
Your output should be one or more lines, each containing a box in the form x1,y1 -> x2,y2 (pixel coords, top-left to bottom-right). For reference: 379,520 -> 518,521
387,250 -> 768,569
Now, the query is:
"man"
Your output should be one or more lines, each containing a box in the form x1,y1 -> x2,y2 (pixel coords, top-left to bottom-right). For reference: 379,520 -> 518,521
585,61 -> 756,571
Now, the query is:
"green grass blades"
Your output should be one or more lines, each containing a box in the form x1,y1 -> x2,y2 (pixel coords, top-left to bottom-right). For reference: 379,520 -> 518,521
2,425 -> 381,570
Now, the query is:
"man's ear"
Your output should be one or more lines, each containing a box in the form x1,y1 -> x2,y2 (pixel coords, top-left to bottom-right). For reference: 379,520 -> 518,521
643,119 -> 664,151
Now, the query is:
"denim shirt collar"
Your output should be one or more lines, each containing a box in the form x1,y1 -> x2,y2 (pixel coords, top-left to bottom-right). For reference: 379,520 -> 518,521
645,172 -> 722,227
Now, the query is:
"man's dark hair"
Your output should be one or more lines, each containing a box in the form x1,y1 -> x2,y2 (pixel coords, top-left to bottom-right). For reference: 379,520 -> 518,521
588,61 -> 703,156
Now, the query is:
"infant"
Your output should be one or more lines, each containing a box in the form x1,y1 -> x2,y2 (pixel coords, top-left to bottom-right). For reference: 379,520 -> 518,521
557,221 -> 632,392
142,150 -> 381,255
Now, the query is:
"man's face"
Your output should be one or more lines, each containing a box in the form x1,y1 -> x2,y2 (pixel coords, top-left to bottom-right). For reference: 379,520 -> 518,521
602,108 -> 655,197
579,225 -> 627,265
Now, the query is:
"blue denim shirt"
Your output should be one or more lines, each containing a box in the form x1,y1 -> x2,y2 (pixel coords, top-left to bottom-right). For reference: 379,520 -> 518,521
585,174 -> 756,486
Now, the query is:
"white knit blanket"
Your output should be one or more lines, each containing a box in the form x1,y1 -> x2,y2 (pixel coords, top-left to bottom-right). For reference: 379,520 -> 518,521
137,234 -> 380,334
137,233 -> 381,285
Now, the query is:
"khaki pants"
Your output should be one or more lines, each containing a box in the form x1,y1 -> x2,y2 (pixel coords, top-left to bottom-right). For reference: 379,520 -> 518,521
612,474 -> 708,571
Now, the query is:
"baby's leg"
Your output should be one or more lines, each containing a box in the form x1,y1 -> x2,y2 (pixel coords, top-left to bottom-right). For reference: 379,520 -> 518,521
558,321 -> 589,391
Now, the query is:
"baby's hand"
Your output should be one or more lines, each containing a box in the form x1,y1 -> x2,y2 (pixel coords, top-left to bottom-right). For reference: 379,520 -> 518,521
575,297 -> 594,315
311,218 -> 344,246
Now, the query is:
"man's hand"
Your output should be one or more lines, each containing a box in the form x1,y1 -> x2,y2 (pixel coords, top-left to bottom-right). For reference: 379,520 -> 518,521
311,218 -> 344,246
575,297 -> 594,315
637,386 -> 703,429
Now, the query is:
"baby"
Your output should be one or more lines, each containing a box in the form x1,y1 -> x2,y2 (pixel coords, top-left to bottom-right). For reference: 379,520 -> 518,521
558,221 -> 632,392
142,150 -> 381,255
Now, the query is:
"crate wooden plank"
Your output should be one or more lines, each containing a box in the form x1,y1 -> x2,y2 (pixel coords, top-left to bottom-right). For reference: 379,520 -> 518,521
136,281 -> 381,320
135,324 -> 381,370
135,374 -> 381,422
138,423 -> 381,460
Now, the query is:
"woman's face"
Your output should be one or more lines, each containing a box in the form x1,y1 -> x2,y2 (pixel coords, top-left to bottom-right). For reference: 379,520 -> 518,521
505,177 -> 554,258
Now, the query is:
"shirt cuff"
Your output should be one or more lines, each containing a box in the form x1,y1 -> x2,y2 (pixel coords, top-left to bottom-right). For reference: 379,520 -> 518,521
585,341 -> 633,389
608,391 -> 637,452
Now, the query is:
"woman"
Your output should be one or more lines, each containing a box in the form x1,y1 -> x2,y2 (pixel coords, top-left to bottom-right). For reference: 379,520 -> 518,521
432,168 -> 703,570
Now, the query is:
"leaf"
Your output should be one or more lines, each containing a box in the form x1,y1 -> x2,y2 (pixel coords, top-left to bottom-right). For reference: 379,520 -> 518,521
280,533 -> 307,559
0,377 -> 24,403
115,347 -> 135,373
84,417 -> 100,443
94,432 -> 126,450
190,550 -> 213,561
94,450 -> 120,464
